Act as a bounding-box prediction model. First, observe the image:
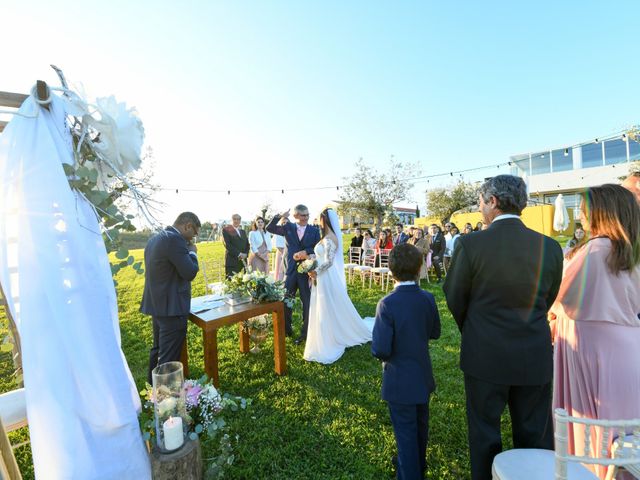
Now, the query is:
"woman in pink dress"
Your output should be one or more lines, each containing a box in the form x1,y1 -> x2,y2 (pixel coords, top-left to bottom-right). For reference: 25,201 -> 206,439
550,184 -> 640,479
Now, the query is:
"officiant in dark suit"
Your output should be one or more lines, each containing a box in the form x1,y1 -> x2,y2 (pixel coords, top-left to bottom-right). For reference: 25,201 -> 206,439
222,213 -> 250,278
141,212 -> 201,383
443,175 -> 563,480
266,204 -> 320,343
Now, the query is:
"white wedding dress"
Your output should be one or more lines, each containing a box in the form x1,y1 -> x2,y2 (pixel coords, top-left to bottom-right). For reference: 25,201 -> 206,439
303,236 -> 374,364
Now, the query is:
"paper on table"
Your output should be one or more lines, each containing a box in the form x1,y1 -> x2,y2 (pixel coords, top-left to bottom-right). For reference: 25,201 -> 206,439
190,295 -> 226,314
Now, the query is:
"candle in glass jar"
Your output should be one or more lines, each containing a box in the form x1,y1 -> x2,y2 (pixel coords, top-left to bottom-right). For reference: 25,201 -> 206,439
163,416 -> 184,450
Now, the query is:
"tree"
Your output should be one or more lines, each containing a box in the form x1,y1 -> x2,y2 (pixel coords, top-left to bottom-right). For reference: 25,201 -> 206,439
338,158 -> 420,230
425,180 -> 480,223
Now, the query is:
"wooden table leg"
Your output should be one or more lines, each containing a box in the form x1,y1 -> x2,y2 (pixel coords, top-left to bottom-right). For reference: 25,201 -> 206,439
203,329 -> 219,387
239,323 -> 250,353
272,303 -> 287,376
180,338 -> 190,378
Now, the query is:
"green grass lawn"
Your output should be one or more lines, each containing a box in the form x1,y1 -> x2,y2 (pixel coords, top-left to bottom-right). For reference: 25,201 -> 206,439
1,236 -> 534,479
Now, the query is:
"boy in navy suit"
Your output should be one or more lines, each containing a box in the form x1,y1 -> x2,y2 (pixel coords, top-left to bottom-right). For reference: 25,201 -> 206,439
372,243 -> 441,480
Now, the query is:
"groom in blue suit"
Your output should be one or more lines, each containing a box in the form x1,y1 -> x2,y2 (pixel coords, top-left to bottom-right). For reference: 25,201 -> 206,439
372,243 -> 441,479
266,204 -> 320,344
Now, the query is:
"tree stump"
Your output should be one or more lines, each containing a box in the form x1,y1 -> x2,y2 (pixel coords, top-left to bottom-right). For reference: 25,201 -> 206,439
149,438 -> 202,480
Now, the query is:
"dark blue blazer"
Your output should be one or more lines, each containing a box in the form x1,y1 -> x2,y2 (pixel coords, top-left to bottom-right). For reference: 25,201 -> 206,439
393,232 -> 409,246
140,226 -> 199,317
372,284 -> 441,404
266,215 -> 320,277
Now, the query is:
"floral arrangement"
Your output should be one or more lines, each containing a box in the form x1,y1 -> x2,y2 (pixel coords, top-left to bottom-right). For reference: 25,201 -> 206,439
243,314 -> 272,332
139,376 -> 251,478
223,269 -> 294,308
49,66 -> 157,278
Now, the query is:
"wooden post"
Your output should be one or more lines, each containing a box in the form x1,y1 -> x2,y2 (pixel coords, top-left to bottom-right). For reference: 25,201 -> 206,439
149,438 -> 202,480
273,303 -> 287,376
239,323 -> 250,353
202,330 -> 219,387
0,283 -> 23,387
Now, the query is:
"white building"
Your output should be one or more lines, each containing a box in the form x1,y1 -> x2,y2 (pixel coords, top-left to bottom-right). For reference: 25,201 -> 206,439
510,132 -> 640,210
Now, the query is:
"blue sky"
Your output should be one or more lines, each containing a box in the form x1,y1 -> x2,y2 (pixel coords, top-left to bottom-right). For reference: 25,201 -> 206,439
2,1 -> 638,224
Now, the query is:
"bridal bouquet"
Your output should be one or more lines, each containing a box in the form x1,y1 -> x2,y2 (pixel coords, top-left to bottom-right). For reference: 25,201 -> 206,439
297,258 -> 318,274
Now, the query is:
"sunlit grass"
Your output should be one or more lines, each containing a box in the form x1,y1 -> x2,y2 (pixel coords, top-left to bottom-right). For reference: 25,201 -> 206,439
2,235 -> 570,479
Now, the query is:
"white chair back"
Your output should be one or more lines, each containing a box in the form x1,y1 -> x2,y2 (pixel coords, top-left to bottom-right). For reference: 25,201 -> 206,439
554,408 -> 640,480
348,247 -> 362,264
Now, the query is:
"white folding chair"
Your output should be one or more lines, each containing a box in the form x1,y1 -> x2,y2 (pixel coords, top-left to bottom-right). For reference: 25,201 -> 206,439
371,248 -> 392,291
353,249 -> 375,287
0,389 -> 26,434
200,259 -> 225,294
344,247 -> 362,283
492,408 -> 640,480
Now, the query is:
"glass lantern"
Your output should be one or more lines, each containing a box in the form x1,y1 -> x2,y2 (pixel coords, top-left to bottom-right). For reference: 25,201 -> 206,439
152,361 -> 187,452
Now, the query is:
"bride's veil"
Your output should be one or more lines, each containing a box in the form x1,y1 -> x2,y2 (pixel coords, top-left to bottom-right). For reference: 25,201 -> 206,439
327,208 -> 346,286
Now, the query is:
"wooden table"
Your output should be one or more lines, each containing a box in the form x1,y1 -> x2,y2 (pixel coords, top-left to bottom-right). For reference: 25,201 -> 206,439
180,299 -> 286,387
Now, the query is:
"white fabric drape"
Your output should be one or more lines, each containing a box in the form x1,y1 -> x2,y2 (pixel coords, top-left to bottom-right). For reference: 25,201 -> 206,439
0,95 -> 150,479
553,194 -> 569,232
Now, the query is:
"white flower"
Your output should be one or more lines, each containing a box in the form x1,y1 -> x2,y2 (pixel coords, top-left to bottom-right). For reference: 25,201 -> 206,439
266,276 -> 275,285
84,96 -> 144,176
242,274 -> 251,282
157,397 -> 177,415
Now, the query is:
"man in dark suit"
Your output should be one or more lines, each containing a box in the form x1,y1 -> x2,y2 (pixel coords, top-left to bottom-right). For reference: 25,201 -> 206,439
141,212 -> 201,383
393,223 -> 409,246
429,224 -> 446,282
372,243 -> 441,479
222,213 -> 250,278
266,204 -> 320,344
443,175 -> 563,480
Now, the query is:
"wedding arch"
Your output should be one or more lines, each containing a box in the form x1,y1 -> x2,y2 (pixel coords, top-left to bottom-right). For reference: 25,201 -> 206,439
0,73 -> 151,478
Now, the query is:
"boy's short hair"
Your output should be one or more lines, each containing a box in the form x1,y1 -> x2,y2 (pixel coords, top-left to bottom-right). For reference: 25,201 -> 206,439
389,244 -> 422,281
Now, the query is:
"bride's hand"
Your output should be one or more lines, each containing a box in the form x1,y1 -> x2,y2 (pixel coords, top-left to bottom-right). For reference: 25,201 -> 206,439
308,270 -> 317,280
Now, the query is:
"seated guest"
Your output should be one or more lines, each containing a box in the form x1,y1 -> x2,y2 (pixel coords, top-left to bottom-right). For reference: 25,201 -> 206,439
363,229 -> 377,251
376,230 -> 394,253
372,243 -> 441,480
550,184 -> 640,479
376,230 -> 394,267
350,228 -> 364,250
474,221 -> 483,232
462,224 -> 474,235
408,227 -> 430,280
393,223 -> 409,246
248,216 -> 272,273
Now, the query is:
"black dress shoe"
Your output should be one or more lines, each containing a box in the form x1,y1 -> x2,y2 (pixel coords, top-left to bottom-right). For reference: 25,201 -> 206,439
294,336 -> 306,345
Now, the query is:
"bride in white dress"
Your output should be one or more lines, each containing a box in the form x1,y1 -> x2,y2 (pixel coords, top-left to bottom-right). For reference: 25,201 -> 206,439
304,208 -> 374,364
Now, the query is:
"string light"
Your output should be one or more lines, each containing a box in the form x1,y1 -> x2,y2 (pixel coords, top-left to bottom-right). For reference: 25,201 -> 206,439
157,160 -> 514,195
